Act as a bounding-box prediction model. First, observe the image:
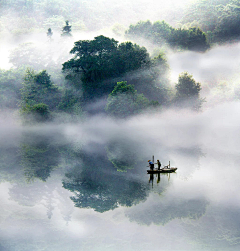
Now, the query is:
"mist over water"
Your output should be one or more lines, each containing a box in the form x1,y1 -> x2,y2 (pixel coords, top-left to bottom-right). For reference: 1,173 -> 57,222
1,100 -> 240,250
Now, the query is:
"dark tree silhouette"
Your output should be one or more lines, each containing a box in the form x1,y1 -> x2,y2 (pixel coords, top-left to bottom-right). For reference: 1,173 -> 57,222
61,20 -> 72,36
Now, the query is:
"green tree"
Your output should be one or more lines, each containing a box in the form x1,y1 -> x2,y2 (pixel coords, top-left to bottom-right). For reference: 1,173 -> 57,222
187,27 -> 209,51
62,35 -> 150,101
62,35 -> 118,83
180,0 -> 240,44
21,69 -> 61,108
56,88 -> 84,121
105,81 -> 154,118
20,69 -> 61,122
21,103 -> 51,122
213,2 -> 240,43
151,20 -> 173,44
174,72 -> 204,111
125,20 -> 209,52
125,20 -> 153,39
0,67 -> 26,109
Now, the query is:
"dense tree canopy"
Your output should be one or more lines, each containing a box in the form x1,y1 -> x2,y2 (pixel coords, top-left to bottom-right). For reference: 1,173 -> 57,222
174,72 -> 204,111
62,35 -> 172,112
105,81 -> 157,118
20,69 -> 61,122
1,0 -> 240,46
21,69 -> 60,108
0,67 -> 25,109
62,35 -> 151,100
126,20 -> 209,52
62,35 -> 149,80
180,0 -> 240,44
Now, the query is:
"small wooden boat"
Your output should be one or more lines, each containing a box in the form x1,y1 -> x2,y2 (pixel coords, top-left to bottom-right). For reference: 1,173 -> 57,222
147,167 -> 177,174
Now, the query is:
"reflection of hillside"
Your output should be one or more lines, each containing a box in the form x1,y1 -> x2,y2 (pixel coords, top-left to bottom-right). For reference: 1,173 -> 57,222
181,205 -> 240,249
19,131 -> 62,182
63,152 -> 149,212
0,145 -> 23,183
126,193 -> 208,226
106,138 -> 145,172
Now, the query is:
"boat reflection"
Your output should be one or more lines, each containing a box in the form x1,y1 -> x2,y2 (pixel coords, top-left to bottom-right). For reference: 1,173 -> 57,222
148,172 -> 176,187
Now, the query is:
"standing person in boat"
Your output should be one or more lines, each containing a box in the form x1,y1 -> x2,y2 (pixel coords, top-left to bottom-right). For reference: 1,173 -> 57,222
156,160 -> 161,170
148,160 -> 154,170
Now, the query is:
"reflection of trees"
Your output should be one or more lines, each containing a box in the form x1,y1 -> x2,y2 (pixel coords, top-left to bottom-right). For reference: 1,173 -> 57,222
0,145 -> 23,183
63,152 -> 149,212
126,194 -> 209,226
181,205 -> 240,249
148,173 -> 169,189
9,180 -> 74,223
106,138 -> 144,172
19,131 -> 61,182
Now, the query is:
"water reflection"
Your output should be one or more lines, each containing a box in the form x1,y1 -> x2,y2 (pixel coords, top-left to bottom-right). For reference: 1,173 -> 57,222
2,122 -> 232,251
0,128 -> 207,220
62,151 -> 149,212
180,205 -> 240,249
126,192 -> 209,226
19,130 -> 62,182
149,172 -> 172,186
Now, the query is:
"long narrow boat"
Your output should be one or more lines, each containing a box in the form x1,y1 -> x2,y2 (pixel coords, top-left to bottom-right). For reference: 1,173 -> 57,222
147,167 -> 177,174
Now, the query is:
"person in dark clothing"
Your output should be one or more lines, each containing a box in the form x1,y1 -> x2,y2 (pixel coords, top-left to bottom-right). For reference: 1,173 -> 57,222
156,160 -> 161,170
148,160 -> 154,170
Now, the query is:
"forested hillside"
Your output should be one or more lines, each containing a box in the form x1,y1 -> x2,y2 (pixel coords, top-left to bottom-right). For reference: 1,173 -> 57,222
0,0 -> 240,123
181,0 -> 240,43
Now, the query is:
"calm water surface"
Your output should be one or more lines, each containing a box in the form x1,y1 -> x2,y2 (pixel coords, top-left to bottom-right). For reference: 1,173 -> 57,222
1,105 -> 240,251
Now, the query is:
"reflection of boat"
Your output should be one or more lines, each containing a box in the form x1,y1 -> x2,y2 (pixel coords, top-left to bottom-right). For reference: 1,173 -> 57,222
147,167 -> 177,174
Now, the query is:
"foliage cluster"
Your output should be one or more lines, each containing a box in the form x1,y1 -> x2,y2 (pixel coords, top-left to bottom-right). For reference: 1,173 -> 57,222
20,69 -> 61,122
1,0 -> 240,46
0,32 -> 204,122
105,81 -> 156,118
180,0 -> 240,44
0,67 -> 25,109
62,35 -> 168,105
125,20 -> 209,52
174,72 -> 204,111
62,36 -> 149,83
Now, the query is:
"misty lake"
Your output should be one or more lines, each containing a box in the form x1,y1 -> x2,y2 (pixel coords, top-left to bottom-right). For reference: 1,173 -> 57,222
1,103 -> 240,251
2,0 -> 240,249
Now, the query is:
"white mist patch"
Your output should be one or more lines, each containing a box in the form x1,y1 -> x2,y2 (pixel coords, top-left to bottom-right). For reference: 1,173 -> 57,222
168,42 -> 240,84
59,101 -> 240,159
0,111 -> 23,147
0,44 -> 13,69
1,101 -> 239,158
